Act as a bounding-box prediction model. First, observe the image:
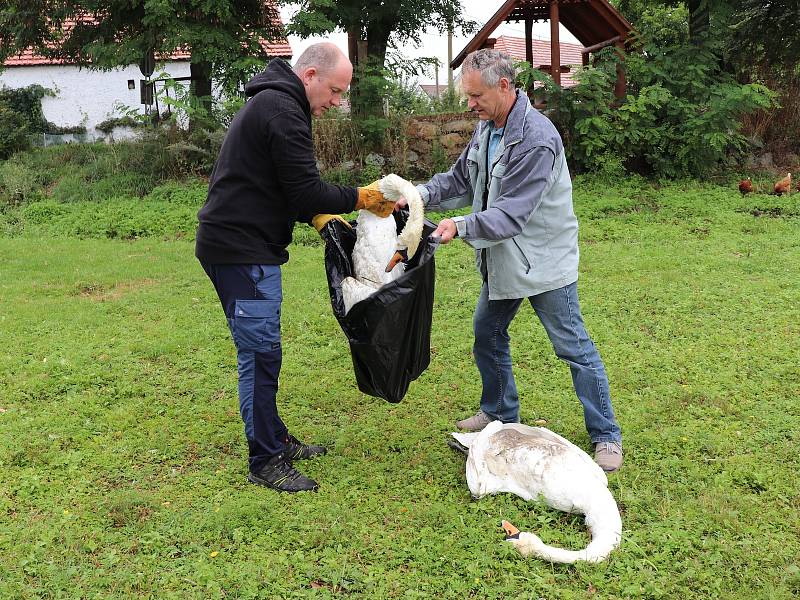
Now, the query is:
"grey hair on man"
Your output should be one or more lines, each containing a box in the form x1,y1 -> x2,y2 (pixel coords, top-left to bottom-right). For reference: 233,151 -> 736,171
461,49 -> 517,87
293,42 -> 347,75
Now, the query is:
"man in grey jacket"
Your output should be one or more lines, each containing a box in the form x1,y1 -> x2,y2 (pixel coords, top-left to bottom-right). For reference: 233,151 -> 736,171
415,49 -> 623,471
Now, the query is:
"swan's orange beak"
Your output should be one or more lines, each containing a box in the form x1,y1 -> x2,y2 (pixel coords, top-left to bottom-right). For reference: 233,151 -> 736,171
501,520 -> 520,540
385,248 -> 408,272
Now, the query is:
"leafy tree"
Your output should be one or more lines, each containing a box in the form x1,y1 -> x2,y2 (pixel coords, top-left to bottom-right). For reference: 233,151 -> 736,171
0,0 -> 284,127
614,0 -> 799,82
614,0 -> 797,74
281,0 -> 473,118
385,75 -> 432,116
521,44 -> 776,177
612,0 -> 689,48
727,0 -> 800,75
613,0 -> 734,49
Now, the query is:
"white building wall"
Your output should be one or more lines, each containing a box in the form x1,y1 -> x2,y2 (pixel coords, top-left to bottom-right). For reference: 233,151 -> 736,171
0,62 -> 191,132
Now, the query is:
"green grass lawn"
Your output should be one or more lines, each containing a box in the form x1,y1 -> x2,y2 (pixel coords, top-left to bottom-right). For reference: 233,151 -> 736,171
1,179 -> 799,598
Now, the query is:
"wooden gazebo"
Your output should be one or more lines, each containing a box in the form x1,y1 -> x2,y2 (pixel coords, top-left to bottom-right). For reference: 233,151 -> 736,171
452,0 -> 633,97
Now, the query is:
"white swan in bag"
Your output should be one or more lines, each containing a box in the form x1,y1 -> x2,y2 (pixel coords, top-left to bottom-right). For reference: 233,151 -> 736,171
342,174 -> 425,313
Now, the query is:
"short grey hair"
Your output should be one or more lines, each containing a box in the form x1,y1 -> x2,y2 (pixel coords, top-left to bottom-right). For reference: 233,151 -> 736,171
462,49 -> 516,87
293,42 -> 347,76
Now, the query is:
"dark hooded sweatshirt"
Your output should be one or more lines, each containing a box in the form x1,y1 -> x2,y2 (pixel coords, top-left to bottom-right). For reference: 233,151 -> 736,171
195,59 -> 357,265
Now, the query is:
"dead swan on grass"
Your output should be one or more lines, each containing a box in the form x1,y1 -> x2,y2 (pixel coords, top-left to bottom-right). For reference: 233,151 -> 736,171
342,173 -> 424,313
452,420 -> 622,563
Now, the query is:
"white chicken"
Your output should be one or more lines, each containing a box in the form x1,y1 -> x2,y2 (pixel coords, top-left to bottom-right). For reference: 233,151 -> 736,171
341,174 -> 425,313
452,421 -> 622,563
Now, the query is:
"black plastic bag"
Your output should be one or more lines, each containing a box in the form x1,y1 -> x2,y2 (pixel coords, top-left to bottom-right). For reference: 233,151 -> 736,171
319,210 -> 438,402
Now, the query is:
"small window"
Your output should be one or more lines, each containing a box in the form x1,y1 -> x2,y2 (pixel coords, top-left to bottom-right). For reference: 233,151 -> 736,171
127,80 -> 135,90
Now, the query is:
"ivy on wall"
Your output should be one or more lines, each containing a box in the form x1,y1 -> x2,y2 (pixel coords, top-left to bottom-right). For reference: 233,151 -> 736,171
0,85 -> 87,135
0,85 -> 52,134
0,103 -> 29,159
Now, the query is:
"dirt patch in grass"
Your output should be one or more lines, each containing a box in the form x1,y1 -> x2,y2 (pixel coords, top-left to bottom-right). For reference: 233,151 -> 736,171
76,278 -> 157,301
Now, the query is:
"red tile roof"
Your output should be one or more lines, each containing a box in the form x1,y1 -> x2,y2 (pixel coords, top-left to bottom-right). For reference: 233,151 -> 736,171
492,35 -> 584,65
490,35 -> 584,87
3,11 -> 291,67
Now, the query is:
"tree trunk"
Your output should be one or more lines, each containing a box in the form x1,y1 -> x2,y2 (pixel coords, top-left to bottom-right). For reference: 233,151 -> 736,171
365,22 -> 390,67
348,28 -> 362,116
350,19 -> 391,118
688,0 -> 710,46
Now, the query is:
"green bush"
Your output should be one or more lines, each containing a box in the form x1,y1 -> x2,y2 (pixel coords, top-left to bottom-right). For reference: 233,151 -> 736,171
0,103 -> 30,160
321,167 -> 358,187
386,75 -> 435,116
430,86 -> 468,114
17,197 -> 199,239
429,140 -> 451,175
146,180 -> 208,205
91,173 -> 157,200
95,116 -> 142,134
0,136 -> 215,207
19,200 -> 69,223
291,222 -> 324,247
519,44 -> 777,177
358,163 -> 382,186
0,159 -> 40,206
0,85 -> 52,134
5,130 -> 217,203
48,173 -> 90,203
165,127 -> 226,176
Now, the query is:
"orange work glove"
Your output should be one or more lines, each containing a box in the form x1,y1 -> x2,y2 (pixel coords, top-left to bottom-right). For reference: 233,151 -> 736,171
355,180 -> 395,218
311,214 -> 352,233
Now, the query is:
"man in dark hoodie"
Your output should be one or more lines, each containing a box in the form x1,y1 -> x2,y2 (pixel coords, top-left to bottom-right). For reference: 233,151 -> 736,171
196,43 -> 397,493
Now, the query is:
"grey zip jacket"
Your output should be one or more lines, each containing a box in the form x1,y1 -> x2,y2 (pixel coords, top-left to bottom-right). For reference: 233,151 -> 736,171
418,90 -> 579,300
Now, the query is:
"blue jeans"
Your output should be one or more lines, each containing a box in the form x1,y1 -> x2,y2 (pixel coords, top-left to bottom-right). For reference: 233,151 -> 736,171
200,262 -> 287,471
473,281 -> 621,443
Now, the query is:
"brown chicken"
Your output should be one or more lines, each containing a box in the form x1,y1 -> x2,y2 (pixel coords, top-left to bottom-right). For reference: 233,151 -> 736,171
773,172 -> 792,195
738,178 -> 753,195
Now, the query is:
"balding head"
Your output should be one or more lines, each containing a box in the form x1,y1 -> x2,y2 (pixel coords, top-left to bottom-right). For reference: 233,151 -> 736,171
292,42 -> 353,116
293,42 -> 348,78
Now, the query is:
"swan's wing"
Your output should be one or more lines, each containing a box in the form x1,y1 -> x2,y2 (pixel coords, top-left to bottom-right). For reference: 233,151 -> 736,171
341,277 -> 377,314
495,423 -> 607,482
501,423 -> 573,447
454,424 -> 571,451
450,431 -> 481,448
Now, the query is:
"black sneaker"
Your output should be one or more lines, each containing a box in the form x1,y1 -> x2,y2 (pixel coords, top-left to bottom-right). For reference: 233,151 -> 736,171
284,434 -> 327,460
247,453 -> 319,492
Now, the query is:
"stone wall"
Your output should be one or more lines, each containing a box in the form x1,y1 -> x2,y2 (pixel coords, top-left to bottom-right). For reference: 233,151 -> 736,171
404,112 -> 478,174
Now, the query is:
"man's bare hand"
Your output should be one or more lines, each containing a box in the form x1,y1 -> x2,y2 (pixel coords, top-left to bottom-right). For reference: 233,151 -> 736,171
393,196 -> 408,211
432,218 -> 457,244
